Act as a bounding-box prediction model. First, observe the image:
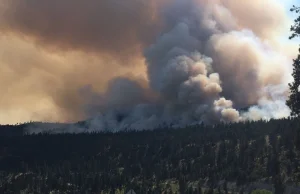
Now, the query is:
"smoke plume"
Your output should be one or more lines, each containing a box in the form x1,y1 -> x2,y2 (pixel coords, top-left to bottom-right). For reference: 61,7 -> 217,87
0,0 -> 297,132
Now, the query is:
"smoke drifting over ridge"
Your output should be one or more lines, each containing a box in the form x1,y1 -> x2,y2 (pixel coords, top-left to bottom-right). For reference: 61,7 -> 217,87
0,0 -> 296,131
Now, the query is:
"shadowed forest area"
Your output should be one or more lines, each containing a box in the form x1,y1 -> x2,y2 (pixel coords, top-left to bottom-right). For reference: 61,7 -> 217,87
1,118 -> 300,193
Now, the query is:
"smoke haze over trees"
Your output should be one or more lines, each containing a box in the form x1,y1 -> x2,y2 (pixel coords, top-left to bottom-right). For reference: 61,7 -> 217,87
0,0 -> 297,130
1,2 -> 300,194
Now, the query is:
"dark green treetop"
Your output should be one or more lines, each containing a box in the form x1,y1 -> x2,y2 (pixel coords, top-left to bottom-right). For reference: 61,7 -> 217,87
287,5 -> 300,116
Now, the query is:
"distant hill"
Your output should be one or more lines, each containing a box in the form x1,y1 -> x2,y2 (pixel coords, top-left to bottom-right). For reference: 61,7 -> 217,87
0,106 -> 254,136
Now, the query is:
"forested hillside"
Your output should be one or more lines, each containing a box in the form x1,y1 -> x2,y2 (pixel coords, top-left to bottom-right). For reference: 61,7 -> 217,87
1,118 -> 300,193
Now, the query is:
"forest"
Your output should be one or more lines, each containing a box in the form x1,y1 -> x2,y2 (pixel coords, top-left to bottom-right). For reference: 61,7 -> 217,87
1,118 -> 300,193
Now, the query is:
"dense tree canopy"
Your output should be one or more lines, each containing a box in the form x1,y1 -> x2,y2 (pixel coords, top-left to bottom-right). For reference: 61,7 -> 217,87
1,118 -> 300,193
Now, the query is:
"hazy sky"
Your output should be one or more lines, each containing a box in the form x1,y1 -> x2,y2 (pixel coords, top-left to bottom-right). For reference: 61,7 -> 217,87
0,0 -> 299,125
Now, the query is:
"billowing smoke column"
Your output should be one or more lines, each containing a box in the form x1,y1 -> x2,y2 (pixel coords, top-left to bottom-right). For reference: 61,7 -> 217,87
61,0 -> 291,132
0,0 -> 294,132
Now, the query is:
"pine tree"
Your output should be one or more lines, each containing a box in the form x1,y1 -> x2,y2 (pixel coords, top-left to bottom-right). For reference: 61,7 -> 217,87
287,6 -> 300,116
179,176 -> 186,194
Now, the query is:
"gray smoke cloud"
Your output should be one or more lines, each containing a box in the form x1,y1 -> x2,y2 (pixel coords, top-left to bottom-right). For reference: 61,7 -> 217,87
0,0 -> 167,123
0,0 -> 169,59
33,0 -> 291,133
0,0 -> 295,132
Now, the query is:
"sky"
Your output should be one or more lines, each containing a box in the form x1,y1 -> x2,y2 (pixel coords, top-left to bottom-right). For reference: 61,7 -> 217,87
281,0 -> 300,40
0,0 -> 300,128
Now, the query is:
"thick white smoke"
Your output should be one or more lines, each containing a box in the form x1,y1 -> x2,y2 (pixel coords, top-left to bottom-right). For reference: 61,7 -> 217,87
26,0 -> 294,133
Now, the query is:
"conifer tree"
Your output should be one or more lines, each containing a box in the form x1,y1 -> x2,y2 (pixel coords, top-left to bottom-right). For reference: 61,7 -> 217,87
287,6 -> 300,116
